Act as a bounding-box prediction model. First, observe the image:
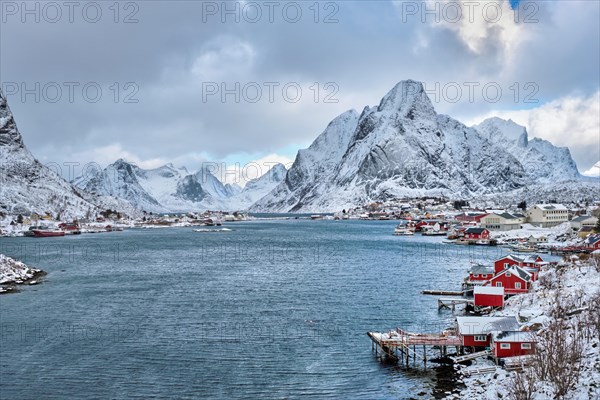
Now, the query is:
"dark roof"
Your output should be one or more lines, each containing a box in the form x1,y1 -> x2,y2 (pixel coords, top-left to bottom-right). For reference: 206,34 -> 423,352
498,213 -> 517,219
470,265 -> 494,274
586,234 -> 600,244
465,227 -> 487,234
572,215 -> 597,222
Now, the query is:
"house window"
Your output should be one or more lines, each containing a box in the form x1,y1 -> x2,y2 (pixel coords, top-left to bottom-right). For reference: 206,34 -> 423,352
473,274 -> 479,278
506,272 -> 511,277
500,343 -> 511,349
515,282 -> 521,289
474,335 -> 487,342
504,262 -> 509,269
521,343 -> 532,349
496,282 -> 502,287
481,274 -> 487,278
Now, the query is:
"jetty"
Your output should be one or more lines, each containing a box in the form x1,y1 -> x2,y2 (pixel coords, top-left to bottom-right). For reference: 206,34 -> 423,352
437,297 -> 473,310
422,289 -> 465,296
367,328 -> 463,366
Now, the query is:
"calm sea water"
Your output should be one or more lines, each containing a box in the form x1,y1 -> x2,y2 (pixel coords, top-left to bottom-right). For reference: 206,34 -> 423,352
0,220 -> 537,399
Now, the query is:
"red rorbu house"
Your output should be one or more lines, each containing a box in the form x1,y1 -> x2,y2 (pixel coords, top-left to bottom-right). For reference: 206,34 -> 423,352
585,234 -> 600,250
467,265 -> 495,284
487,266 -> 532,295
456,316 -> 519,348
455,212 -> 488,223
463,227 -> 491,240
494,255 -> 546,281
474,286 -> 504,308
491,331 -> 536,358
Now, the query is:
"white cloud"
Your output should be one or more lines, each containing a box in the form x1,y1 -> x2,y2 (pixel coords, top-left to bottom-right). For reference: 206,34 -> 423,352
191,36 -> 257,81
403,0 -> 527,60
583,162 -> 600,177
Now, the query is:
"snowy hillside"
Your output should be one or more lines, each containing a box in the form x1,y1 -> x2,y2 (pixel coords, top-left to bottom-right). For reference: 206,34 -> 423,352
73,159 -> 287,212
252,80 -> 552,212
0,89 -> 138,218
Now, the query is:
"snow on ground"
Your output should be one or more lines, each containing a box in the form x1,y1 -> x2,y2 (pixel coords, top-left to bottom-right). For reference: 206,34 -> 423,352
447,259 -> 600,400
0,253 -> 42,285
491,222 -> 576,245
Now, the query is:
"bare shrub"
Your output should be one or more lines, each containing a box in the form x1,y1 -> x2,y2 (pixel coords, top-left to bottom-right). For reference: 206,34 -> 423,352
507,368 -> 536,400
530,293 -> 586,399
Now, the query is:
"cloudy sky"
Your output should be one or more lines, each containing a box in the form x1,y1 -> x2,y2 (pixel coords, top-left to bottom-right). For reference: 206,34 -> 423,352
1,0 -> 599,183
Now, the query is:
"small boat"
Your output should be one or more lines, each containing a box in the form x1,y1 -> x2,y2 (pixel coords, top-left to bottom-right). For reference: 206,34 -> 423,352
422,229 -> 447,236
512,244 -> 537,253
193,228 -> 233,233
32,229 -> 65,237
394,227 -> 414,236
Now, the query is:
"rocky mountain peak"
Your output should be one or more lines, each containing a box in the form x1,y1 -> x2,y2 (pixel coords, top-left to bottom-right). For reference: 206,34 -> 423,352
0,89 -> 24,148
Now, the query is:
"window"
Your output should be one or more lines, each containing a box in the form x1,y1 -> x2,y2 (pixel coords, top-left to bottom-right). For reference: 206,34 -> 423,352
504,262 -> 509,269
506,272 -> 511,277
521,343 -> 532,349
496,282 -> 502,287
481,274 -> 487,278
474,335 -> 487,342
500,343 -> 511,349
473,274 -> 479,278
515,282 -> 521,289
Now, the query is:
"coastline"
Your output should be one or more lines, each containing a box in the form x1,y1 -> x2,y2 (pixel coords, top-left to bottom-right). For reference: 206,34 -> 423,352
0,253 -> 46,294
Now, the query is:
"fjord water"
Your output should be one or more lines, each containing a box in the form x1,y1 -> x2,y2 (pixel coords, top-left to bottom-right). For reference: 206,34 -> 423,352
1,220 -> 513,399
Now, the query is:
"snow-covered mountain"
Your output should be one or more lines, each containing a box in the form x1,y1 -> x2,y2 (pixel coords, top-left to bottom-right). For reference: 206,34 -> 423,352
0,89 -> 138,218
73,160 -> 286,212
474,117 -> 580,182
252,80 -> 586,212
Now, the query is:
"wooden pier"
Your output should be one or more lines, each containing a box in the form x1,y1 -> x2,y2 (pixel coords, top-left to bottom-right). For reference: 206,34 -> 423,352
422,290 -> 465,296
367,328 -> 463,367
437,297 -> 473,310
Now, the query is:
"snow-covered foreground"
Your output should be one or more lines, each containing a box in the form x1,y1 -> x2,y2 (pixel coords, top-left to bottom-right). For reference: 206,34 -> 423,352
0,253 -> 43,291
447,259 -> 600,400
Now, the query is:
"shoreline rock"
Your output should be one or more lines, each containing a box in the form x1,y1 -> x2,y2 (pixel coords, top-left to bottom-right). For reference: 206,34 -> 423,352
0,253 -> 45,294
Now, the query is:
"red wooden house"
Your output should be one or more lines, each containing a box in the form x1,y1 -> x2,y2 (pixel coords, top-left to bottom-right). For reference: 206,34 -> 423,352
491,331 -> 536,358
474,286 -> 504,308
585,234 -> 600,250
494,255 -> 545,280
487,266 -> 532,295
468,265 -> 495,283
455,212 -> 488,223
463,227 -> 490,240
494,255 -> 521,274
456,316 -> 519,348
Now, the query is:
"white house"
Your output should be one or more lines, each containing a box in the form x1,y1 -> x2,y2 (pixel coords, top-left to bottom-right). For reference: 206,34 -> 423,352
570,215 -> 598,230
480,212 -> 522,231
526,204 -> 569,227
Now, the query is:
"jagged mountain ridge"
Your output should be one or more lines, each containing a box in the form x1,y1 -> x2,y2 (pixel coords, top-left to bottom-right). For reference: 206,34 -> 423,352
252,80 -> 585,212
0,89 -> 138,218
73,159 -> 287,212
474,117 -> 580,182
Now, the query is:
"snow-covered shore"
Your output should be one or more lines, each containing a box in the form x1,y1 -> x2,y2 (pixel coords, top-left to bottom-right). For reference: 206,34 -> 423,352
447,258 -> 600,400
0,253 -> 44,293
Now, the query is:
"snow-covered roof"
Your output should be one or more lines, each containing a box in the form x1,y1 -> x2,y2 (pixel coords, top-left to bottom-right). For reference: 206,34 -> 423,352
474,286 -> 504,296
535,204 -> 567,211
492,331 -> 535,343
456,316 -> 519,335
470,265 -> 494,275
492,266 -> 532,282
571,215 -> 597,222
